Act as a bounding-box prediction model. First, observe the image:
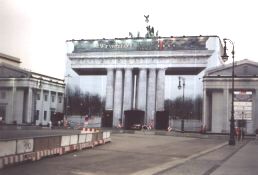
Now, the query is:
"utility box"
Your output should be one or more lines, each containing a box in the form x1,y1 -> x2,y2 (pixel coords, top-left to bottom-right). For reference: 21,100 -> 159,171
155,111 -> 169,130
102,110 -> 113,127
124,110 -> 144,130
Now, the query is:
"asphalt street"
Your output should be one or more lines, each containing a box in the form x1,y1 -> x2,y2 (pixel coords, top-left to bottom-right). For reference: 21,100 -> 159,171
0,133 -> 227,175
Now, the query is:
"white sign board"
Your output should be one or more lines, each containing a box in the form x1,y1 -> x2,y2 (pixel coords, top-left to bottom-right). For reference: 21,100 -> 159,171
234,91 -> 252,120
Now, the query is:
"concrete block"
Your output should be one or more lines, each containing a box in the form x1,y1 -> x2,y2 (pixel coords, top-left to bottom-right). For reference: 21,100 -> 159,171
70,135 -> 78,145
61,136 -> 70,147
0,140 -> 16,157
34,137 -> 49,151
86,133 -> 93,142
103,132 -> 107,139
17,139 -> 33,154
78,134 -> 86,143
48,136 -> 61,149
106,131 -> 110,138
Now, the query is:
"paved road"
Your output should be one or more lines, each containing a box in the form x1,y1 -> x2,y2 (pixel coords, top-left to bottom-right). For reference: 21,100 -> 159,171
211,140 -> 258,175
0,133 -> 226,175
156,140 -> 248,175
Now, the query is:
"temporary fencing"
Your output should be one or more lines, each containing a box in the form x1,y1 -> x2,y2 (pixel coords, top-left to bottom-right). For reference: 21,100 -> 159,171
0,129 -> 111,169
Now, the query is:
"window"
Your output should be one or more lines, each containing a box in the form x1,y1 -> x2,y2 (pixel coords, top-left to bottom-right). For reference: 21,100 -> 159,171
52,95 -> 55,103
44,111 -> 47,120
44,94 -> 48,101
0,91 -> 6,99
58,95 -> 62,103
35,110 -> 39,120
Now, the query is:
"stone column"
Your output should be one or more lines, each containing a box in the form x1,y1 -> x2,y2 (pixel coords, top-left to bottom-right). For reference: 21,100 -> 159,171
123,68 -> 133,123
156,68 -> 166,111
40,89 -> 44,123
55,92 -> 58,110
48,90 -> 51,122
10,86 -> 17,123
26,87 -> 33,123
223,88 -> 229,132
105,69 -> 114,110
137,69 -> 147,112
202,89 -> 208,129
146,69 -> 156,124
113,69 -> 123,126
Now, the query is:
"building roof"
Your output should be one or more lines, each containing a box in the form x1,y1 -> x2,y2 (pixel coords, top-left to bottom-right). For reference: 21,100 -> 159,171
0,52 -> 21,63
204,59 -> 258,77
0,62 -> 64,85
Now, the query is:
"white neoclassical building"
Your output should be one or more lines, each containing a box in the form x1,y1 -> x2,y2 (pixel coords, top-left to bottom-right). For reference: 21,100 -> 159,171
203,59 -> 258,134
0,53 -> 65,125
67,36 -> 223,128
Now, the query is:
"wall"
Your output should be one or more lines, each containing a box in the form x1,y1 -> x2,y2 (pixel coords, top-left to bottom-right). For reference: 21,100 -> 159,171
211,91 -> 224,133
169,119 -> 202,132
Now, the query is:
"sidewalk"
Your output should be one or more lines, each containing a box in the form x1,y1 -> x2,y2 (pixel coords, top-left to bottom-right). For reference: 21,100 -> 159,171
211,140 -> 258,175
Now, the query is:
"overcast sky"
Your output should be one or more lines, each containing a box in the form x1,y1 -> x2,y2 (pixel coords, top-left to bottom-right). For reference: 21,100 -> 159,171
0,0 -> 258,79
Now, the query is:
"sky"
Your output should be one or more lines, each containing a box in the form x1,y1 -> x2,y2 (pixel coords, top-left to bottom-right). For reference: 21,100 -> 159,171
1,0 -> 258,79
1,0 -> 258,99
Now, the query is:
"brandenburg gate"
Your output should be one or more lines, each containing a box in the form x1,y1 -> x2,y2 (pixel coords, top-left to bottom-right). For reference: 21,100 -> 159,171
66,36 -> 221,127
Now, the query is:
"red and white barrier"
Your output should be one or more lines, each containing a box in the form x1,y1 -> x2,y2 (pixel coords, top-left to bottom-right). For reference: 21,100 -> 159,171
0,130 -> 111,169
81,128 -> 100,133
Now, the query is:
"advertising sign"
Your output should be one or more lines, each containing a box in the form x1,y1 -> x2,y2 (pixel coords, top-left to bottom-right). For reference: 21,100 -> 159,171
68,36 -> 209,53
234,91 -> 252,120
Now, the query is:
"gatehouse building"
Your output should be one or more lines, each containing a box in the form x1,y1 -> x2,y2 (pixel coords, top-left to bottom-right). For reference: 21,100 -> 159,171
203,59 -> 258,134
0,53 -> 65,125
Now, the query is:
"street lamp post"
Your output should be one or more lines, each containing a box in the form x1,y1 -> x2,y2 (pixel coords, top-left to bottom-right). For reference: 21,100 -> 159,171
221,38 -> 236,146
178,76 -> 185,132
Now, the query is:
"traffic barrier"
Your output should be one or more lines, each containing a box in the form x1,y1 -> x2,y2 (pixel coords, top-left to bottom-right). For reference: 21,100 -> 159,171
34,136 -> 61,151
78,134 -> 86,144
103,132 -> 107,139
86,133 -> 93,143
103,131 -> 111,143
81,128 -> 100,133
35,147 -> 62,160
0,140 -> 16,157
61,136 -> 70,147
2,152 -> 36,167
92,133 -> 98,146
0,131 -> 111,169
106,131 -> 110,138
78,142 -> 92,150
70,135 -> 78,145
48,136 -> 61,149
97,132 -> 103,141
34,137 -> 49,151
16,139 -> 33,154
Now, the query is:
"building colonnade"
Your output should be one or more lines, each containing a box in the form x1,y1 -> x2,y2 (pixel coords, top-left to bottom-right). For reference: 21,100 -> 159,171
105,68 -> 165,126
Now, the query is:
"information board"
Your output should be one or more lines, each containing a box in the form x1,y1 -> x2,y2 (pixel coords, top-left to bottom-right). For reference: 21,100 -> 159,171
234,91 -> 252,120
